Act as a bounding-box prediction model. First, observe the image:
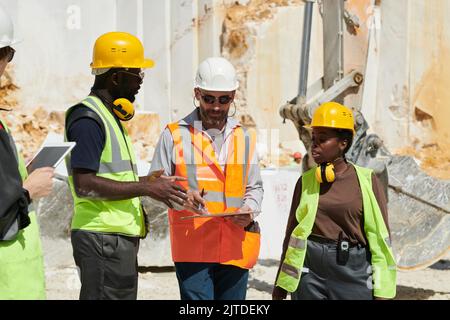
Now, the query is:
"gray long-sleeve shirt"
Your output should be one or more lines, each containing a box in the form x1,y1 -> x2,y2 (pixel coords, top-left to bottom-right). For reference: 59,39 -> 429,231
149,108 -> 264,214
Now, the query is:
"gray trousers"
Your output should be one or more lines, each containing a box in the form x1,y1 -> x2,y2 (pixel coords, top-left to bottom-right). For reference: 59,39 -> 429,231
292,239 -> 373,300
71,230 -> 140,300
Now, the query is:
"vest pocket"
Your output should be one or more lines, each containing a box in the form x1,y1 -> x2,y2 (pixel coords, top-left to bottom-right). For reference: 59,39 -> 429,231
101,234 -> 119,258
242,231 -> 260,268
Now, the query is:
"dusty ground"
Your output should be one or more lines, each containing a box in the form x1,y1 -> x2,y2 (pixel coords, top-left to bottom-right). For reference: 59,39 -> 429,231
45,252 -> 449,300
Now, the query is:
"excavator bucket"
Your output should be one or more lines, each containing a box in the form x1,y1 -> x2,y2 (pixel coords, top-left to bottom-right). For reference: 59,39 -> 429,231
387,156 -> 450,270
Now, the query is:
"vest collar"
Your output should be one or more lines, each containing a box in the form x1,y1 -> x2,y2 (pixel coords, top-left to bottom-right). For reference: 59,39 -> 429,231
178,108 -> 240,131
90,89 -> 117,117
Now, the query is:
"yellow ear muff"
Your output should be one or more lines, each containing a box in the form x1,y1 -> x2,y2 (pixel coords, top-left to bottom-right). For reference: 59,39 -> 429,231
315,163 -> 336,183
113,98 -> 135,121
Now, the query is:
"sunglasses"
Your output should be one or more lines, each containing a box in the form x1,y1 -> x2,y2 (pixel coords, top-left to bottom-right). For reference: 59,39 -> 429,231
6,48 -> 15,63
118,70 -> 145,81
201,94 -> 233,105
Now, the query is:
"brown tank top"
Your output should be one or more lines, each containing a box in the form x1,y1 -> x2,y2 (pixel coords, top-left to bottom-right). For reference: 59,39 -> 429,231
284,164 -> 389,247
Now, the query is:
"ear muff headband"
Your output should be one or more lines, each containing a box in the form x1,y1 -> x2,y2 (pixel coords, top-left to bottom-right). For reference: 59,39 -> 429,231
315,162 -> 336,183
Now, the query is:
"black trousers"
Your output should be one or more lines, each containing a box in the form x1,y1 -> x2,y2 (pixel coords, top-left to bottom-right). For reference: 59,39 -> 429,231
71,230 -> 140,300
292,239 -> 373,300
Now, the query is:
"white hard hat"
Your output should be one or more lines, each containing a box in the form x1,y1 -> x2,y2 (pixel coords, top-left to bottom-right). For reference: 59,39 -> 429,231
0,5 -> 21,49
195,57 -> 239,91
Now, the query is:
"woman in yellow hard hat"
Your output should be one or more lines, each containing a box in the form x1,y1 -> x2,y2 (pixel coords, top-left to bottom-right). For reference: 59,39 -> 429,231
272,102 -> 396,300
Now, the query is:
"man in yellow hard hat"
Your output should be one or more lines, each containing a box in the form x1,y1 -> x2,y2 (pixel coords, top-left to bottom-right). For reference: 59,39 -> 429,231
64,32 -> 188,300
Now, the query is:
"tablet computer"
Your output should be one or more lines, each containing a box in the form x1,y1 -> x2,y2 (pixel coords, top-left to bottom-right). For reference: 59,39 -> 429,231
180,211 -> 261,220
26,142 -> 76,173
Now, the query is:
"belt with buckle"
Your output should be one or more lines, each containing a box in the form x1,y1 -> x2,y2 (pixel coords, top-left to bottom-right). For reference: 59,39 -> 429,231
308,234 -> 363,248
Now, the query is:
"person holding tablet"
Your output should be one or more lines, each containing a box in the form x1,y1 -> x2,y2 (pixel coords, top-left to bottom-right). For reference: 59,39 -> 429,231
150,57 -> 263,300
0,5 -> 54,300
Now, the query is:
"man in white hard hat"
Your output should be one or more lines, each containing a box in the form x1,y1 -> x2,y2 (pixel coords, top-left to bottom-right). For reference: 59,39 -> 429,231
0,4 -> 54,299
150,57 -> 264,300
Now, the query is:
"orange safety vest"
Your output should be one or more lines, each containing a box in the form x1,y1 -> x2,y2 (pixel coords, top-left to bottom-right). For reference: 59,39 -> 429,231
166,121 -> 261,269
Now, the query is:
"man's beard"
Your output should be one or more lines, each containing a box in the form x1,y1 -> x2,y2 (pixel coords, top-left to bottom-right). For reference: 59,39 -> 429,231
199,107 -> 228,127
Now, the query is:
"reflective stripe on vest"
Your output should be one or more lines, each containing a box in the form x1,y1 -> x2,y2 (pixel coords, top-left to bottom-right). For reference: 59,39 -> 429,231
166,121 -> 260,269
281,263 -> 300,279
289,237 -> 306,250
276,164 -> 397,299
65,97 -> 144,237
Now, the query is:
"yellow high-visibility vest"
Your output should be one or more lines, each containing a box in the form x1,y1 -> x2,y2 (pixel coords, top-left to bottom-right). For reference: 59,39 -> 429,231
0,119 -> 46,300
65,96 -> 145,237
276,164 -> 397,299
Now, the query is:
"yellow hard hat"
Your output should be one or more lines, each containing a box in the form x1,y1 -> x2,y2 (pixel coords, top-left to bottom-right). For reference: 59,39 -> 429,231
90,32 -> 154,69
310,102 -> 355,135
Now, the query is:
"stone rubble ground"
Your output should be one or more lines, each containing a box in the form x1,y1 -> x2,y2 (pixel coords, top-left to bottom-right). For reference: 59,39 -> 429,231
45,252 -> 449,300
